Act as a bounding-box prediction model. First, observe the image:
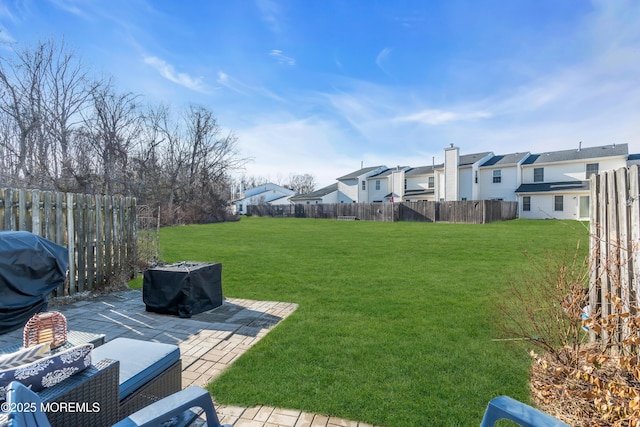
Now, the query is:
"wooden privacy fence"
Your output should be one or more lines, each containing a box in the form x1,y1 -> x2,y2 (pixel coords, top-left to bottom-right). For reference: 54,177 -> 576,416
0,188 -> 137,297
588,166 -> 640,349
248,200 -> 518,224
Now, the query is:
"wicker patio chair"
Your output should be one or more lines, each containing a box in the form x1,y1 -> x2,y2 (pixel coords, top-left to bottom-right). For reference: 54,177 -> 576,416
5,381 -> 232,427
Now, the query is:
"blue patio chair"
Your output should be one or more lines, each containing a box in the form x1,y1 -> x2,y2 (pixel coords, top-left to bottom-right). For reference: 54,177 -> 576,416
480,395 -> 569,427
5,381 -> 232,427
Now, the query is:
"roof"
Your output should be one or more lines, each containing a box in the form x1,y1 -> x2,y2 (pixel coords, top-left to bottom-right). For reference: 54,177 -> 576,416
290,183 -> 338,200
522,144 -> 628,165
404,189 -> 435,197
337,166 -> 386,181
481,152 -> 530,167
370,166 -> 410,178
515,181 -> 590,194
369,169 -> 392,178
627,154 -> 640,166
269,195 -> 294,204
459,152 -> 492,166
405,164 -> 444,176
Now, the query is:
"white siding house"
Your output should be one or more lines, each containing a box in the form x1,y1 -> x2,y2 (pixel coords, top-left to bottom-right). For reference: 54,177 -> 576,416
234,183 -> 295,214
290,183 -> 339,205
458,152 -> 493,201
291,142 -> 633,220
516,144 -> 628,220
336,166 -> 387,203
478,153 -> 531,201
404,165 -> 441,201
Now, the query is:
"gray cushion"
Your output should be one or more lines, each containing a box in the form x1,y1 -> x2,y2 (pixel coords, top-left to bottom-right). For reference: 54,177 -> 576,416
92,338 -> 180,399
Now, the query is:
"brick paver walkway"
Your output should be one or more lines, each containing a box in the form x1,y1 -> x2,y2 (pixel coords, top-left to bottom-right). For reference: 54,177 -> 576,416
0,290 -> 379,427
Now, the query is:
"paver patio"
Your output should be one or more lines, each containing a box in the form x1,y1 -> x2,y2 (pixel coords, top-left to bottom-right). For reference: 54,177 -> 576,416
0,290 -> 379,427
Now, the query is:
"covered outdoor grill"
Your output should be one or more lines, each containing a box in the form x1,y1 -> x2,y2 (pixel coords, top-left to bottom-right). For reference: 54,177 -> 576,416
0,231 -> 69,334
143,262 -> 223,318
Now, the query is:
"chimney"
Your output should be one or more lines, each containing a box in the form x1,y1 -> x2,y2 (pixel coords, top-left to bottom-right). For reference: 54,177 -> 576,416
578,141 -> 582,152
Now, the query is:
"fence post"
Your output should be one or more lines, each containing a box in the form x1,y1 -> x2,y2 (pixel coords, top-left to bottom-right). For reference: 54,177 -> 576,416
66,192 -> 76,296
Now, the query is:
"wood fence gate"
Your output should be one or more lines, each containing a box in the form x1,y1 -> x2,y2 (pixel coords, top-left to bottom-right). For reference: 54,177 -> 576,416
0,188 -> 137,296
589,165 -> 640,348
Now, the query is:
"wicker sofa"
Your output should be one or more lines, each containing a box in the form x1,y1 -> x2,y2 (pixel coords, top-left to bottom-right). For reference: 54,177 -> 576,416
0,338 -> 183,427
0,358 -> 120,427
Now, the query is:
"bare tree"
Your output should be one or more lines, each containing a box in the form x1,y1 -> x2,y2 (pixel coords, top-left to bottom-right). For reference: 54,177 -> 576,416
286,173 -> 317,194
0,38 -> 247,224
0,38 -> 96,189
80,82 -> 142,195
179,104 -> 246,222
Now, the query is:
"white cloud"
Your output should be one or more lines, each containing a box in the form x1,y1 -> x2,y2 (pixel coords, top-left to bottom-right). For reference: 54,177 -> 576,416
376,47 -> 392,68
269,49 -> 295,66
143,55 -> 207,93
256,0 -> 282,34
396,109 -> 492,125
375,47 -> 393,76
48,0 -> 88,18
234,115 -> 368,187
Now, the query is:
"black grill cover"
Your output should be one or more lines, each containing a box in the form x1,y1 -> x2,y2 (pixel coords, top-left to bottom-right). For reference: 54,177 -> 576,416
0,231 -> 69,335
143,262 -> 222,318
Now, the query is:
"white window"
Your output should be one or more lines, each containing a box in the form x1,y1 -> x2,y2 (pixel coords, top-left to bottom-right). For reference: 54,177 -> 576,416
375,180 -> 380,190
523,196 -> 531,211
554,196 -> 563,211
533,168 -> 544,182
361,180 -> 366,190
428,176 -> 434,188
586,163 -> 599,178
493,170 -> 501,183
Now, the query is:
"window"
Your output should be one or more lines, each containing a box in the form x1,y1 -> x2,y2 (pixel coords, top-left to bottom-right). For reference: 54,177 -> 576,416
361,180 -> 366,190
533,168 -> 544,182
523,196 -> 531,211
404,179 -> 407,190
554,195 -> 563,211
493,170 -> 501,183
375,180 -> 380,190
586,163 -> 599,178
428,176 -> 434,189
475,170 -> 478,184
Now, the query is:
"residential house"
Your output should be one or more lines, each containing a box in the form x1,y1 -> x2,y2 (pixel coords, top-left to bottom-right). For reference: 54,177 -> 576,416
404,165 -> 442,201
516,143 -> 628,220
366,166 -> 411,202
290,142 -> 632,220
234,183 -> 296,214
336,166 -> 387,203
441,146 -> 494,201
290,183 -> 339,204
478,152 -> 531,201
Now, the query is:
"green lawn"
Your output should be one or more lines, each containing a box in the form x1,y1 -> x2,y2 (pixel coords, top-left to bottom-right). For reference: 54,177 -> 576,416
146,217 -> 588,427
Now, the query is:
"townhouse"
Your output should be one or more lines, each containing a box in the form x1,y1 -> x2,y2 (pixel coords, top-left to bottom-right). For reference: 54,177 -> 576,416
291,142 -> 632,220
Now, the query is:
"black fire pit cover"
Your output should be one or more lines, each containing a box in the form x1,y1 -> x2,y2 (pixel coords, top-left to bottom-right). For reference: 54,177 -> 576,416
143,262 -> 222,318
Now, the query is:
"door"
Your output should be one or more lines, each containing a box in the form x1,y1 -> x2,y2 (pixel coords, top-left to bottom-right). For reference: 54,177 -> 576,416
579,196 -> 589,219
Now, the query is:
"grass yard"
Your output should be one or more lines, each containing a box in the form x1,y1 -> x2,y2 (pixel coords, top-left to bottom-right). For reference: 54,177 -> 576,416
147,217 -> 588,426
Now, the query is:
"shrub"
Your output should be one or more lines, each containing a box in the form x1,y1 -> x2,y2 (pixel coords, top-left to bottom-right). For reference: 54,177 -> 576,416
498,242 -> 640,426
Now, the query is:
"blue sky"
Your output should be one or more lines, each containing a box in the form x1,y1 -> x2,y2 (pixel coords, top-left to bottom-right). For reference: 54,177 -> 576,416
1,0 -> 639,188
